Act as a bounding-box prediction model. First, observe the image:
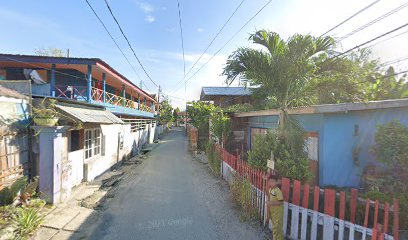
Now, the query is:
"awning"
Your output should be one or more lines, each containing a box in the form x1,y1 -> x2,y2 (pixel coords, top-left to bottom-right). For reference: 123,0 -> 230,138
56,104 -> 123,124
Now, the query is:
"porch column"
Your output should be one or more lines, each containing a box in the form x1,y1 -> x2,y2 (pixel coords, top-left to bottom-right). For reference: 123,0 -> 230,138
122,85 -> 126,107
102,73 -> 106,104
87,65 -> 92,103
138,94 -> 141,110
50,64 -> 56,97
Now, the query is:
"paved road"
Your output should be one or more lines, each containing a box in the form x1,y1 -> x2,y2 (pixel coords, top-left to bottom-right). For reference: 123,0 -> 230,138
88,128 -> 265,240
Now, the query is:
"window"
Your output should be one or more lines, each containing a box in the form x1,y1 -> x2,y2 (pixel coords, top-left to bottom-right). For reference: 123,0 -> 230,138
70,130 -> 81,152
85,128 -> 102,159
93,129 -> 101,155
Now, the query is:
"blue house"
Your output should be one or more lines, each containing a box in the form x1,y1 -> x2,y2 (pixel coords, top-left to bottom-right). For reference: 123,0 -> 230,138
233,99 -> 408,187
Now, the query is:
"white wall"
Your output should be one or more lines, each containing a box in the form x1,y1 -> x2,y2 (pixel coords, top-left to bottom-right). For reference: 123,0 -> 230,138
84,123 -> 151,181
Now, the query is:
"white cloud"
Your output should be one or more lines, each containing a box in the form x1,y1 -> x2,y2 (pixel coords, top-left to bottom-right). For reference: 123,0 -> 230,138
137,2 -> 155,23
145,15 -> 155,23
196,28 -> 204,33
137,2 -> 154,13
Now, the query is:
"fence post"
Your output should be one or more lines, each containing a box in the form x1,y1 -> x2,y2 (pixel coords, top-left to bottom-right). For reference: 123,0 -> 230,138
311,186 -> 320,240
323,189 -> 336,239
290,180 -> 301,239
384,202 -> 389,234
393,199 -> 399,240
301,184 -> 310,240
281,178 -> 290,237
339,192 -> 346,240
350,189 -> 358,223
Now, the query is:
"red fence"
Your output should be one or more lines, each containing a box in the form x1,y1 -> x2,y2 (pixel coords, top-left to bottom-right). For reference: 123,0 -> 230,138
215,144 -> 400,240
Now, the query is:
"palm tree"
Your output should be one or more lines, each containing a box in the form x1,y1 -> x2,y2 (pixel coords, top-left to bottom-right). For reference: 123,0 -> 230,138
223,30 -> 335,153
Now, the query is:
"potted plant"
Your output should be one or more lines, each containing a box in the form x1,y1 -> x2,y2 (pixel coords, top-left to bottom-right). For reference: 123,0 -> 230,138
32,98 -> 60,126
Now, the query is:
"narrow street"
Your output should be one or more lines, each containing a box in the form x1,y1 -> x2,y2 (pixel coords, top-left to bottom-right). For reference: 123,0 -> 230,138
87,128 -> 266,240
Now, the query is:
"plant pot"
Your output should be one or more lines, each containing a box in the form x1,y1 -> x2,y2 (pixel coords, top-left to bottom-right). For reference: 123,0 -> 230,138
33,117 -> 59,126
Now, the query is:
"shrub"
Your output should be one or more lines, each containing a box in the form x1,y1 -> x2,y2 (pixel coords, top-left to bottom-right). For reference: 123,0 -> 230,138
372,120 -> 408,192
247,129 -> 312,182
360,190 -> 408,231
0,177 -> 28,206
206,142 -> 221,175
230,174 -> 259,221
12,207 -> 44,239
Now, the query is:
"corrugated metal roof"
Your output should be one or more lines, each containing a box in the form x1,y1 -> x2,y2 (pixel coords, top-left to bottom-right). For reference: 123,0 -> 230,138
234,98 -> 408,117
201,87 -> 252,97
56,104 -> 123,124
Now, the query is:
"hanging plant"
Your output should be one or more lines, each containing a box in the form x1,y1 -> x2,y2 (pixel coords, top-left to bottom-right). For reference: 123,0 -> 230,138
32,98 -> 60,126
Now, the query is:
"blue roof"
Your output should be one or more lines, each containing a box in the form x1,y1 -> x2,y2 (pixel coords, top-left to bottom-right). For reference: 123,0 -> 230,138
201,87 -> 252,98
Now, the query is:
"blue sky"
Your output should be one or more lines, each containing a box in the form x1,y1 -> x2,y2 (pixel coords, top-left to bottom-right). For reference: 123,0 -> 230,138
1,0 -> 408,108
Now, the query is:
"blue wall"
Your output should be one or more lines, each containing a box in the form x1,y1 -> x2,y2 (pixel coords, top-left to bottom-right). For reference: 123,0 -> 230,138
247,107 -> 408,187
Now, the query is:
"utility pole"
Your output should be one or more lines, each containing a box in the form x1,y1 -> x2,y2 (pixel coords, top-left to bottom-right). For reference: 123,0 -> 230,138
139,80 -> 143,90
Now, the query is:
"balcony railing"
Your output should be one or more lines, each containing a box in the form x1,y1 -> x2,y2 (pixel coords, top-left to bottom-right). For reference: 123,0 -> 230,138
91,87 -> 153,113
55,85 -> 87,101
53,85 -> 154,114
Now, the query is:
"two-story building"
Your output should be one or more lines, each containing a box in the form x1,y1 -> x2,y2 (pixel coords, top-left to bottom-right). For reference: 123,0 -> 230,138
0,53 -> 161,203
200,86 -> 253,107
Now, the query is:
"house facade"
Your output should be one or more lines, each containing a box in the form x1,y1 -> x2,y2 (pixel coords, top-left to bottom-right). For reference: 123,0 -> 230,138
200,87 -> 252,107
232,99 -> 408,188
0,53 -> 161,203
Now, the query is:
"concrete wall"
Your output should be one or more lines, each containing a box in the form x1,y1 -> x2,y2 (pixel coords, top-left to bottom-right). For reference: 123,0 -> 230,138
36,121 -> 160,203
245,107 -> 408,188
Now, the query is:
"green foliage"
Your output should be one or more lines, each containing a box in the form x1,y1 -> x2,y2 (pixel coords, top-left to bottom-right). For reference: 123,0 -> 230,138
12,208 -> 44,239
368,120 -> 408,230
172,107 -> 180,126
247,129 -> 312,182
210,111 -> 232,145
230,174 -> 259,221
33,99 -> 59,119
361,190 -> 408,230
206,142 -> 221,175
373,120 -> 408,168
308,49 -> 408,104
223,103 -> 254,113
276,157 -> 312,182
159,100 -> 174,124
224,30 -> 335,111
0,177 -> 28,206
187,101 -> 217,128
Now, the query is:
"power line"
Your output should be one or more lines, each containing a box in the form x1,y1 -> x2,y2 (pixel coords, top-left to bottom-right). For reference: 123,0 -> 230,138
335,22 -> 408,58
103,0 -> 159,88
170,0 -> 274,95
83,0 -> 144,84
319,0 -> 381,37
176,0 -> 186,78
184,0 -> 246,78
337,1 -> 408,42
169,0 -> 246,94
365,28 -> 408,48
357,69 -> 408,84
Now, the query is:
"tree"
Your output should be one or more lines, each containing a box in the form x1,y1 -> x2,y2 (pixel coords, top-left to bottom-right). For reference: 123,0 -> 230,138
187,101 -> 217,129
210,111 -> 232,146
172,107 -> 180,126
159,100 -> 173,124
223,30 -> 335,155
34,47 -> 66,57
307,48 -> 408,104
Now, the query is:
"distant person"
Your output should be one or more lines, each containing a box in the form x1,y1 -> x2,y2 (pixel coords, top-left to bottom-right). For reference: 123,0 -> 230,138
267,175 -> 284,240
